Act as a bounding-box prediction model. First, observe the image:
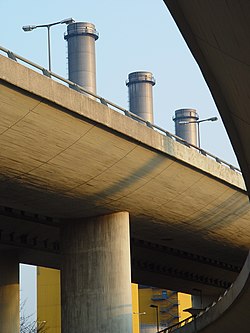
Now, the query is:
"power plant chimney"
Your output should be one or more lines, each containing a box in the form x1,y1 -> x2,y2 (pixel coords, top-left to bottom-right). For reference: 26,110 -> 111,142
126,71 -> 155,123
64,22 -> 99,95
173,108 -> 199,146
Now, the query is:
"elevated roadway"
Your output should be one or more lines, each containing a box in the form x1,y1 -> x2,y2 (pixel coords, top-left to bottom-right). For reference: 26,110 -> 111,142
184,251 -> 250,333
0,53 -> 249,299
161,1 -> 250,331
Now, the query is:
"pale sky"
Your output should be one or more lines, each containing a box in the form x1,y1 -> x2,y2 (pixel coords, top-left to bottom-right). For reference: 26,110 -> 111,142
1,0 -> 239,165
1,0 -> 240,319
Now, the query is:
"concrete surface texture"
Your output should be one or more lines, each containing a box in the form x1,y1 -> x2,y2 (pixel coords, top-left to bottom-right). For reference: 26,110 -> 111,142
0,54 -> 250,296
162,1 -> 250,331
61,212 -> 132,333
174,251 -> 250,333
1,1 -> 250,331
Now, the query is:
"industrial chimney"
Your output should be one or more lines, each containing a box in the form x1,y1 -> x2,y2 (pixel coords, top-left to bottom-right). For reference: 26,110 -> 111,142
64,22 -> 99,95
173,108 -> 199,146
126,71 -> 156,123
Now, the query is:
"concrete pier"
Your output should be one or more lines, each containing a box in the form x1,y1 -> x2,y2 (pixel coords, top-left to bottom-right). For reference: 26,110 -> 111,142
61,212 -> 132,333
0,253 -> 19,333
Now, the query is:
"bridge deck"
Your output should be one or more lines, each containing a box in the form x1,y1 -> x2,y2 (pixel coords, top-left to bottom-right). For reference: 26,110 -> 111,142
0,54 -> 249,294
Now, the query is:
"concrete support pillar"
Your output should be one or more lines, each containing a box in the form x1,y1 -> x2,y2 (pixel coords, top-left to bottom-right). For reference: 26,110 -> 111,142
0,252 -> 19,333
61,212 -> 132,333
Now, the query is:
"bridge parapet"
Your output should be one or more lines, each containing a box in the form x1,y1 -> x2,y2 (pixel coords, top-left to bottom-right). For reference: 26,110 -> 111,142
158,251 -> 250,333
0,46 -> 242,177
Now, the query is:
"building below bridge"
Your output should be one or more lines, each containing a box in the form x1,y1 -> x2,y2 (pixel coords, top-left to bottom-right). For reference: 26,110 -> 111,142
37,267 -> 191,333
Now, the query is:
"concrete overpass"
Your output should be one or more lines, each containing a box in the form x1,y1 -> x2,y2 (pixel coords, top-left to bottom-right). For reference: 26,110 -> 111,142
0,48 -> 250,332
160,1 -> 250,332
160,251 -> 250,333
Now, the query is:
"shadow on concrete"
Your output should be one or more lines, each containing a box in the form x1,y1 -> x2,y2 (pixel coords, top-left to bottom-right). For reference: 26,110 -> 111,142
175,251 -> 250,333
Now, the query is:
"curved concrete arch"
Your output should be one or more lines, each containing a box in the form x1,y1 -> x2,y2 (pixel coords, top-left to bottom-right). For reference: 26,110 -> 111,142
162,2 -> 250,330
174,251 -> 250,333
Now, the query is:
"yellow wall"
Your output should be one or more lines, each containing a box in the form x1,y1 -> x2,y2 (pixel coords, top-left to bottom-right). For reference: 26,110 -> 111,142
37,268 -> 191,333
178,292 -> 192,322
139,287 -> 179,330
132,283 -> 140,333
37,268 -> 139,333
139,288 -> 156,325
37,267 -> 61,333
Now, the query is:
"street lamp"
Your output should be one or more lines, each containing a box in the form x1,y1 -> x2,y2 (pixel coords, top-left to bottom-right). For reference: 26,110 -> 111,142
150,304 -> 159,332
133,311 -> 146,331
22,18 -> 75,71
179,116 -> 218,148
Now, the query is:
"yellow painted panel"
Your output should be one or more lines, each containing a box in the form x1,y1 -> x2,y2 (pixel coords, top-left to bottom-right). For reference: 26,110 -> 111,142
132,283 -> 140,333
37,267 -> 61,333
37,269 -> 140,333
178,292 -> 192,322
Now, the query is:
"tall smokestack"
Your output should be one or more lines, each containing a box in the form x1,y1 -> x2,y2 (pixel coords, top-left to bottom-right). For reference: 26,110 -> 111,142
173,108 -> 199,146
64,22 -> 99,95
126,71 -> 155,123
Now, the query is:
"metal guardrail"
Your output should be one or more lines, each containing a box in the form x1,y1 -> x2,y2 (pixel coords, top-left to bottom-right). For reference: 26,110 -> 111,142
0,45 -> 241,174
157,315 -> 195,333
157,279 -> 234,333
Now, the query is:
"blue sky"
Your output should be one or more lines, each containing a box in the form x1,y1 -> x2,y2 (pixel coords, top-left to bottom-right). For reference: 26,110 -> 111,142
1,0 -> 239,318
1,0 -> 239,165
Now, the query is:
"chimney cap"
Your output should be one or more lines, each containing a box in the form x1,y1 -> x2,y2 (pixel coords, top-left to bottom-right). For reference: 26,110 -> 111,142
126,71 -> 155,86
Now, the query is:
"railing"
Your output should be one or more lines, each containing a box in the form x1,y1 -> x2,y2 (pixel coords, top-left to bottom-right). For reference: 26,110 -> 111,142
0,45 -> 241,174
158,315 -> 195,333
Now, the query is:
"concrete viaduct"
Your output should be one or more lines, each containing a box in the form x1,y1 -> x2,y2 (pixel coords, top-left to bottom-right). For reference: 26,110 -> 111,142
0,40 -> 250,333
2,1 -> 250,329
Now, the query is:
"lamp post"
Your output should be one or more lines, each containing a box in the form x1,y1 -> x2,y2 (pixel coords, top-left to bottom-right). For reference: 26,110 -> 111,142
179,116 -> 218,148
150,304 -> 159,332
133,311 -> 146,332
22,18 -> 75,71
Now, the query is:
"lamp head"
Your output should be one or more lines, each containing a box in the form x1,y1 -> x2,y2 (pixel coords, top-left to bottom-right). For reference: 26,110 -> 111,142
22,25 -> 36,32
209,116 -> 218,122
60,18 -> 75,24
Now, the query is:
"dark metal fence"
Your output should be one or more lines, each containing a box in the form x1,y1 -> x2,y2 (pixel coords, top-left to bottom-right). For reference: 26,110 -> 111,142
157,315 -> 195,333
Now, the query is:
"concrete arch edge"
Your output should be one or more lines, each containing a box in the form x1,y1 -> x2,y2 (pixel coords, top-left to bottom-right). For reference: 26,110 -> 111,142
175,251 -> 250,333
